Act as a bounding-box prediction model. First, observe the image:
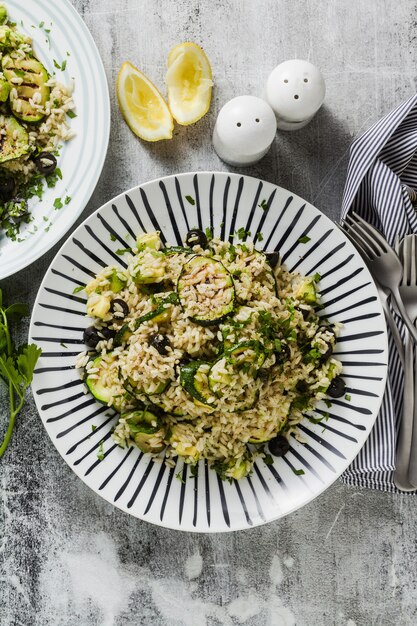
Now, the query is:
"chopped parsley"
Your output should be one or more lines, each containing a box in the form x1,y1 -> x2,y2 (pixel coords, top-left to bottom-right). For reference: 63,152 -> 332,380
67,110 -> 77,119
258,199 -> 269,211
64,195 -> 71,205
185,195 -> 195,205
205,226 -> 213,242
313,272 -> 321,283
91,424 -> 97,432
298,235 -> 311,244
263,454 -> 274,465
97,440 -> 105,461
115,248 -> 131,256
60,342 -> 67,349
324,399 -> 333,408
255,232 -> 263,242
175,471 -> 186,484
53,197 -> 63,210
110,234 -> 117,241
292,468 -> 305,476
39,21 -> 44,28
72,285 -> 85,294
236,227 -> 250,240
190,464 -> 199,477
345,394 -> 351,401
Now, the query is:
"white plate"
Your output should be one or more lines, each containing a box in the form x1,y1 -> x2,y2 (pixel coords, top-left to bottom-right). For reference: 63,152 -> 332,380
0,0 -> 110,279
29,172 -> 388,532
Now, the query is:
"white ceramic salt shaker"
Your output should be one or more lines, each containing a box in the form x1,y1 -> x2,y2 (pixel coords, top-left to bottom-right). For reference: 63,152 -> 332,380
265,60 -> 326,130
212,95 -> 277,166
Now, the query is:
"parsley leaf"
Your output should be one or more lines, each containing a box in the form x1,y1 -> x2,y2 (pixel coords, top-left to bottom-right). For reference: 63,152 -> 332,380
313,272 -> 321,283
205,227 -> 213,242
53,197 -> 63,210
115,248 -> 131,256
176,471 -> 186,484
0,292 -> 41,457
185,195 -> 195,205
72,285 -> 85,294
258,199 -> 269,211
298,235 -> 311,244
292,468 -> 305,476
236,227 -> 250,240
67,110 -> 77,119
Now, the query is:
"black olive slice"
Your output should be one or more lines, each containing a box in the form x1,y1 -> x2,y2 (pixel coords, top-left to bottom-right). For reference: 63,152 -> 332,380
327,376 -> 346,398
149,333 -> 171,355
265,251 -> 280,268
185,229 -> 208,249
34,151 -> 57,175
110,299 -> 129,319
269,435 -> 290,457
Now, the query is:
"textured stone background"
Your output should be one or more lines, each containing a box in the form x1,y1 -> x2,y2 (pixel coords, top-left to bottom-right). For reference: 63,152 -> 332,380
2,1 -> 417,625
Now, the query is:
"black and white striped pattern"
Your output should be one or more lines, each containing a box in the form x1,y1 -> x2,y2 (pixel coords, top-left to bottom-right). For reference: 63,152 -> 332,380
341,93 -> 417,491
30,172 -> 388,531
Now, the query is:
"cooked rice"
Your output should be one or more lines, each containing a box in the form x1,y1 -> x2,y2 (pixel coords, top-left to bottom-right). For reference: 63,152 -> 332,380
76,234 -> 343,481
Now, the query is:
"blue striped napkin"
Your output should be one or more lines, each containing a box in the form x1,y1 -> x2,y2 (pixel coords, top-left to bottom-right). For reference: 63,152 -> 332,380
341,93 -> 417,491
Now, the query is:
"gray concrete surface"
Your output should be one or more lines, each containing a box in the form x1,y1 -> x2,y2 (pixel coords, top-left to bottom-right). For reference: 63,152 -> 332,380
1,1 -> 417,624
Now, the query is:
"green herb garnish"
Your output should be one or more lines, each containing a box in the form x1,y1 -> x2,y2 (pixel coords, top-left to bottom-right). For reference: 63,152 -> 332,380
176,471 -> 186,484
345,394 -> 351,401
259,199 -> 269,211
185,195 -> 195,205
91,424 -> 97,432
236,227 -> 250,240
298,236 -> 311,244
67,110 -> 77,119
0,291 -> 41,457
205,226 -> 213,242
292,468 -> 305,476
97,440 -> 105,461
53,197 -> 63,210
264,454 -> 274,465
255,232 -> 263,242
64,195 -> 71,205
72,285 -> 85,294
115,248 -> 131,256
313,272 -> 321,283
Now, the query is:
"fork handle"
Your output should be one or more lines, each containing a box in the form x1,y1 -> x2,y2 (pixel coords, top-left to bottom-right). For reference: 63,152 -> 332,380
394,335 -> 416,491
390,286 -> 417,344
407,342 -> 417,488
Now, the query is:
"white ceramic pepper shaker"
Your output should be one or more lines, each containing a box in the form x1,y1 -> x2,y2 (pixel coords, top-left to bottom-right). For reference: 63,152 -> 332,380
265,60 -> 326,130
212,95 -> 277,166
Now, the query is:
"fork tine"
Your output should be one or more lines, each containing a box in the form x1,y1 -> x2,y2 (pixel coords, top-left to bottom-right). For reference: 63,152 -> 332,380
351,211 -> 389,252
346,222 -> 380,258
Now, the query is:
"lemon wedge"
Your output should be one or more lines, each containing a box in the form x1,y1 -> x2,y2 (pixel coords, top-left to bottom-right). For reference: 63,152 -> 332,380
117,61 -> 174,142
166,42 -> 213,125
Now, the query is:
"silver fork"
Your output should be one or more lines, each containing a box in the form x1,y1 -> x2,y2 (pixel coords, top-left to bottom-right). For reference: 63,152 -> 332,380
397,235 -> 417,489
394,236 -> 417,491
343,212 -> 417,344
337,222 -> 405,368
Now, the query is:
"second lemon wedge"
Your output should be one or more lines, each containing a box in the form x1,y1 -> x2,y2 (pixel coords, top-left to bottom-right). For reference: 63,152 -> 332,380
117,61 -> 174,142
166,42 -> 213,125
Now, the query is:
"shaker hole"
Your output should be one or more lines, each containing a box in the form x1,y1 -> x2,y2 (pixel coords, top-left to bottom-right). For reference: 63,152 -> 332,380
304,78 -> 308,83
237,122 -> 241,127
255,118 -> 260,123
294,94 -> 299,99
283,79 -> 289,84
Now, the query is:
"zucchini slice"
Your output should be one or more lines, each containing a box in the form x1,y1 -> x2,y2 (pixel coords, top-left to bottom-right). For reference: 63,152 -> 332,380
0,115 -> 28,163
179,360 -> 215,406
123,409 -> 166,453
178,255 -> 235,326
86,354 -> 124,412
3,55 -> 50,123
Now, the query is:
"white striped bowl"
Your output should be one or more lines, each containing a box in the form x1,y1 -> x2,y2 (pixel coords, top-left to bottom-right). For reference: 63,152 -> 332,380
29,172 -> 388,532
0,0 -> 110,279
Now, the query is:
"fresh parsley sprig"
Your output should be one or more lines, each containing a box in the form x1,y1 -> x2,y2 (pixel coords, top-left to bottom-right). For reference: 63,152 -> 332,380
0,290 -> 41,457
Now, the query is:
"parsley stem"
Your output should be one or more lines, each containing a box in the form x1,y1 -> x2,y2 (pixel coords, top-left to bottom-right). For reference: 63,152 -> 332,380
0,393 -> 23,458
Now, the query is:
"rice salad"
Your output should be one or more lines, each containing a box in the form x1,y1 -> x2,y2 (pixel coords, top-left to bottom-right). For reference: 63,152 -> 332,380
0,4 -> 75,240
76,228 -> 344,482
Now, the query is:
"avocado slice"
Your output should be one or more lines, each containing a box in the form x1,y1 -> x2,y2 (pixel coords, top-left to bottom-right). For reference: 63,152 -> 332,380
0,115 -> 29,163
3,55 -> 50,123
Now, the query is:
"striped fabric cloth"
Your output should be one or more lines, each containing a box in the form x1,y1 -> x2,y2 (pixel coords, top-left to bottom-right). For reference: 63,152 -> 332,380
340,93 -> 417,491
